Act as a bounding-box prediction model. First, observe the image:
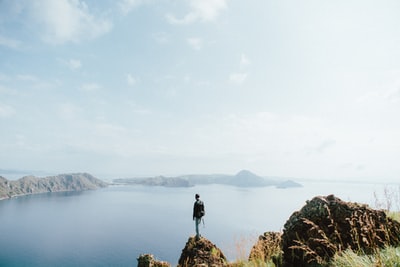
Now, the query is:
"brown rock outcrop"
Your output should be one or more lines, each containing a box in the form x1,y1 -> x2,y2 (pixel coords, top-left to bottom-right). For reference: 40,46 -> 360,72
281,194 -> 400,266
137,254 -> 170,267
178,237 -> 227,267
248,231 -> 282,265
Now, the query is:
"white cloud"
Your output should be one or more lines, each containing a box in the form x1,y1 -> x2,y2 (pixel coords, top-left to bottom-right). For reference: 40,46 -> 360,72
58,103 -> 81,120
118,0 -> 144,15
187,37 -> 203,50
0,104 -> 15,118
32,0 -> 112,44
152,32 -> 170,44
166,0 -> 228,24
383,87 -> 400,103
0,85 -> 24,97
126,74 -> 137,86
95,122 -> 128,138
80,83 -> 101,92
15,73 -> 60,90
16,74 -> 38,82
229,72 -> 247,84
67,59 -> 82,70
357,87 -> 400,105
240,54 -> 250,67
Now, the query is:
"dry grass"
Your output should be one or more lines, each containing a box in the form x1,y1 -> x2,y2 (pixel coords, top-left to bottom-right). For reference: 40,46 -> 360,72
374,185 -> 400,222
328,186 -> 400,267
232,187 -> 400,267
373,185 -> 400,212
230,234 -> 258,262
331,246 -> 400,267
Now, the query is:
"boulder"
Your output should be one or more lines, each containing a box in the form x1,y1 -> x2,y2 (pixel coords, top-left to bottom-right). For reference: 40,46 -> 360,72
281,194 -> 400,266
248,231 -> 282,265
178,237 -> 227,267
137,254 -> 170,267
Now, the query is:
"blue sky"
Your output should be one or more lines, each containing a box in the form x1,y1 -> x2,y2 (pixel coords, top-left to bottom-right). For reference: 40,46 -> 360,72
1,0 -> 400,181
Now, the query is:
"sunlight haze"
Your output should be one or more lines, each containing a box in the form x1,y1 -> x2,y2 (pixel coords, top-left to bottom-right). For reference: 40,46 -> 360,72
1,0 -> 400,181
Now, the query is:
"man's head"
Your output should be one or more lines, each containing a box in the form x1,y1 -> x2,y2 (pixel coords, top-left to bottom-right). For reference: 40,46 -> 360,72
195,193 -> 200,199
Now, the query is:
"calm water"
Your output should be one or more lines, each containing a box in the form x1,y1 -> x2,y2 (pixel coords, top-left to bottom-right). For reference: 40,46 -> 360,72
0,181 -> 397,267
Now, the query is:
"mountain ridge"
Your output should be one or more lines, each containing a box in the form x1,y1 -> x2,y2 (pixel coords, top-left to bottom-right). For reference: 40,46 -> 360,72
0,173 -> 108,200
114,170 -> 302,188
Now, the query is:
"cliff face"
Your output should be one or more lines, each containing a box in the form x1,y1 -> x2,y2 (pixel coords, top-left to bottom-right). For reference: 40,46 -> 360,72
178,237 -> 227,267
0,173 -> 108,199
281,194 -> 400,266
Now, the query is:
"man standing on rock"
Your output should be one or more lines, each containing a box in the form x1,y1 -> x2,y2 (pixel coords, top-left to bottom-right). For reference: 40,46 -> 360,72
193,193 -> 205,240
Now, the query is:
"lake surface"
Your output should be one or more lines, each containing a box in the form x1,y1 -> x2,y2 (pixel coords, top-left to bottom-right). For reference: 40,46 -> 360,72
0,181 -> 398,267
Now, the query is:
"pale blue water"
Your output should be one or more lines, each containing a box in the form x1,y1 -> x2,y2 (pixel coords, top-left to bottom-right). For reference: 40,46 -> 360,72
0,181 -> 397,266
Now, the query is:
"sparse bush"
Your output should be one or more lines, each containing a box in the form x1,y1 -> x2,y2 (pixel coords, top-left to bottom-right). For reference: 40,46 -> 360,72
248,232 -> 282,266
374,185 -> 400,213
229,234 -> 279,267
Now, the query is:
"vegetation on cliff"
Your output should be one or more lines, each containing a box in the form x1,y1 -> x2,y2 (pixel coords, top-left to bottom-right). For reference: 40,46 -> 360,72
138,191 -> 400,267
0,173 -> 108,200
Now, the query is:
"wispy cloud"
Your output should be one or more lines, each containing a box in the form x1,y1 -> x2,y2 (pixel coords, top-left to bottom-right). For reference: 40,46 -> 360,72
0,35 -> 21,49
58,102 -> 81,120
67,59 -> 82,70
383,87 -> 400,103
118,0 -> 144,15
80,83 -> 101,92
229,54 -> 250,84
187,37 -> 203,50
32,0 -> 112,44
166,0 -> 228,24
15,73 -> 60,90
229,72 -> 247,84
357,87 -> 400,105
16,74 -> 38,82
340,162 -> 366,172
240,53 -> 250,67
126,74 -> 138,86
152,32 -> 170,44
0,104 -> 15,118
307,139 -> 336,154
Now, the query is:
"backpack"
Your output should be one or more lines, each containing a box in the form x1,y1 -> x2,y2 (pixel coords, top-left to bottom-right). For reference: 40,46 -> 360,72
195,200 -> 205,218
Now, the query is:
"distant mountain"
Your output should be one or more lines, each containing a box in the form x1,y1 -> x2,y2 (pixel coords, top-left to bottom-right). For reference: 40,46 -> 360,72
114,170 -> 302,189
229,170 -> 272,187
0,168 -> 52,180
114,176 -> 192,187
275,179 -> 302,189
0,173 -> 108,200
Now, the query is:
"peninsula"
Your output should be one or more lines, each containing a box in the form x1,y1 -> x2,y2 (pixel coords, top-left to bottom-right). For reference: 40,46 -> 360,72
0,173 -> 108,200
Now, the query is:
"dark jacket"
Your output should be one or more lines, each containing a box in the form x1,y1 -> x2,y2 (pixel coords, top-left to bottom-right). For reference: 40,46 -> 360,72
193,199 -> 205,219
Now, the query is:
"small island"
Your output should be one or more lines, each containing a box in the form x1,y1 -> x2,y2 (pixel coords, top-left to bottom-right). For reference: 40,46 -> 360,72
114,170 -> 302,189
0,173 -> 108,200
